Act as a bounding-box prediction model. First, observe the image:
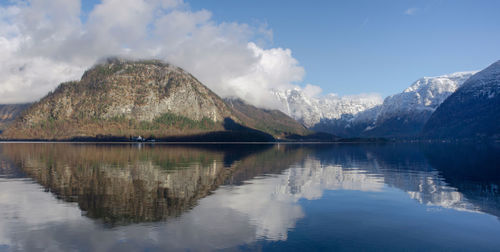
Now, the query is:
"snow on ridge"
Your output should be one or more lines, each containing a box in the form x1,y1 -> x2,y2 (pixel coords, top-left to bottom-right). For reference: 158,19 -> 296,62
371,71 -> 477,124
272,88 -> 382,127
270,70 -> 477,131
404,71 -> 478,93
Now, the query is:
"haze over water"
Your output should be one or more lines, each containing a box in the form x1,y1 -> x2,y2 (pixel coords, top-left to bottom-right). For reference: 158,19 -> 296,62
0,143 -> 499,251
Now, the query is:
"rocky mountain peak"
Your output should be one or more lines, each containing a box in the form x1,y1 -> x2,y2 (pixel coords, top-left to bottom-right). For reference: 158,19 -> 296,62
2,58 -> 312,141
3,58 -> 237,139
29,58 -> 233,124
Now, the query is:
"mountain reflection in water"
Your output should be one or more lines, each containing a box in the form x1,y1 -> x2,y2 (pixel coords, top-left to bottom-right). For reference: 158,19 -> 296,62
0,143 -> 499,251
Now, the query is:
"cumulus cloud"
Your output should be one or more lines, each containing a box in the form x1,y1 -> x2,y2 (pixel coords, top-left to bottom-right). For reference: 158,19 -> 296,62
0,0 -> 304,108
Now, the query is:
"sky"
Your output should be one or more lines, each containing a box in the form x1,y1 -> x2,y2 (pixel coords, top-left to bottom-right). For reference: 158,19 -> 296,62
0,0 -> 499,107
188,0 -> 500,96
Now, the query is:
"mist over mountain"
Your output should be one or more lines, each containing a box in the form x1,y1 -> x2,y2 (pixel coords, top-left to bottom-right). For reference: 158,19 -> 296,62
1,59 -> 310,141
0,0 -> 306,110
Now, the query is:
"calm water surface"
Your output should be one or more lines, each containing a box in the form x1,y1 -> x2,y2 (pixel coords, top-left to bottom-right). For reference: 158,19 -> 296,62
0,143 -> 499,251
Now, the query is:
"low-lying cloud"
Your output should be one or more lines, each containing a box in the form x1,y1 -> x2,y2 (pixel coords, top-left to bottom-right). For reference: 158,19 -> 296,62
0,0 -> 309,108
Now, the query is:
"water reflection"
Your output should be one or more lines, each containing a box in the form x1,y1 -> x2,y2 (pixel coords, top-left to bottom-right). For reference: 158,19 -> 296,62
0,142 -> 499,251
0,143 -> 308,226
2,144 -> 232,225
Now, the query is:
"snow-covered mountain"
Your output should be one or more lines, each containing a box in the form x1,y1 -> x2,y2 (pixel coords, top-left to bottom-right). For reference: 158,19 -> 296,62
423,60 -> 500,139
377,71 -> 475,119
272,70 -> 475,137
361,71 -> 477,137
273,89 -> 382,128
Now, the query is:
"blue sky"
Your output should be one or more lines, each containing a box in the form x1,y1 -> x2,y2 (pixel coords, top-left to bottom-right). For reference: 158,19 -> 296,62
186,0 -> 500,96
2,0 -> 500,101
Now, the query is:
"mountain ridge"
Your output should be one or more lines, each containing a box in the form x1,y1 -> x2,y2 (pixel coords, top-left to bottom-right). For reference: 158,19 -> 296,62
1,58 -> 315,141
273,89 -> 382,129
360,71 -> 476,137
3,57 -> 497,141
423,60 -> 500,139
272,70 -> 476,138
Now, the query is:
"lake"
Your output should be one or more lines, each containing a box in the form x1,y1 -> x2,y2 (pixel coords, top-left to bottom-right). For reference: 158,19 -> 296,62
0,142 -> 499,251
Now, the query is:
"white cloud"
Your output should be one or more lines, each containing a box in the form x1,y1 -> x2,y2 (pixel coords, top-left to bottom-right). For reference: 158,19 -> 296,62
0,0 -> 306,109
404,7 -> 418,15
222,42 -> 305,109
302,84 -> 323,98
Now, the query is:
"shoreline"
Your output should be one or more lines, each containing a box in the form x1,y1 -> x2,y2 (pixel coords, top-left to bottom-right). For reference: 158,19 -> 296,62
0,139 -> 388,144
